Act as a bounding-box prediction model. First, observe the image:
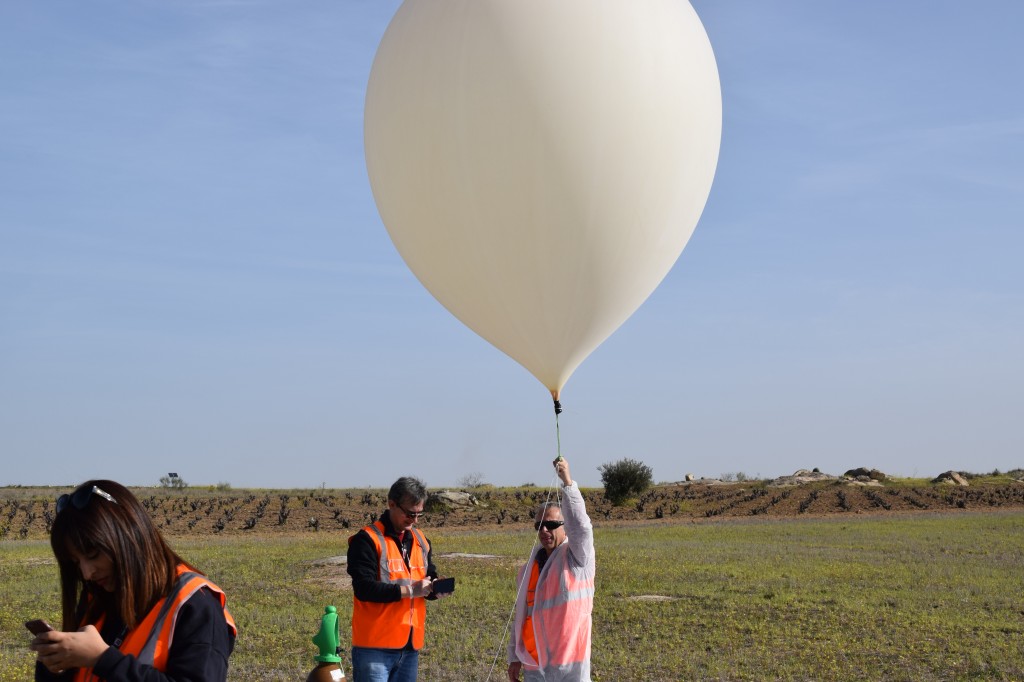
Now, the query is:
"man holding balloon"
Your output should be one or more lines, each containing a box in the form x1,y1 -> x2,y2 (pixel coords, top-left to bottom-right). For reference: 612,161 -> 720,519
507,458 -> 595,681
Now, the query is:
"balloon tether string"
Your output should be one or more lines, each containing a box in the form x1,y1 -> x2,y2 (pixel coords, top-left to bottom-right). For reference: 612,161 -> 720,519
483,397 -> 565,681
553,398 -> 563,461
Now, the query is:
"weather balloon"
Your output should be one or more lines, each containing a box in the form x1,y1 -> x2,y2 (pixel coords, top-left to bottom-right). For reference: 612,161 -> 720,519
365,0 -> 721,400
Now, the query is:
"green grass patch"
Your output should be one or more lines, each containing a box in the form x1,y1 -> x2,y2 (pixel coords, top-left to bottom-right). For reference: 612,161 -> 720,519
3,513 -> 1023,681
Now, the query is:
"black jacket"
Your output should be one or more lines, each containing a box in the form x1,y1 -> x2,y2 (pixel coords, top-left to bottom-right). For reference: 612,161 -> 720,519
346,511 -> 439,603
36,587 -> 234,682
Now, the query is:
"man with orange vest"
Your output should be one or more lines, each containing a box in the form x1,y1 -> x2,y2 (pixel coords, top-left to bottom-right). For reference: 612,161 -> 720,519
507,457 -> 595,681
347,476 -> 451,682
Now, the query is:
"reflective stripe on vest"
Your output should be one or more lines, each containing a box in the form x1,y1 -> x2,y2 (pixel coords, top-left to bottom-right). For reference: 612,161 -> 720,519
349,521 -> 430,649
533,565 -> 595,613
74,565 -> 236,681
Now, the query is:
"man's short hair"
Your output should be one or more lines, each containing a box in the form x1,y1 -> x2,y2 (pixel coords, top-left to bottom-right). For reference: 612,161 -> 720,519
534,502 -> 563,521
389,476 -> 427,505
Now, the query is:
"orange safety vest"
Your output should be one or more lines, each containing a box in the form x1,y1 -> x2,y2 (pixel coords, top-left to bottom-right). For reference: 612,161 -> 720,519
349,521 -> 430,650
509,484 -> 595,680
74,564 -> 237,681
518,543 -> 594,671
522,560 -> 541,663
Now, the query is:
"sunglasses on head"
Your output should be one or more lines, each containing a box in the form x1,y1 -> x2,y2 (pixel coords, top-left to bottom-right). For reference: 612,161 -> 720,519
56,485 -> 118,515
535,519 -> 564,532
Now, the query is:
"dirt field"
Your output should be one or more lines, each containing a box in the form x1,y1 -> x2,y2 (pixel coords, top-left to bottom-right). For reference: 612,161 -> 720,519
4,478 -> 1024,541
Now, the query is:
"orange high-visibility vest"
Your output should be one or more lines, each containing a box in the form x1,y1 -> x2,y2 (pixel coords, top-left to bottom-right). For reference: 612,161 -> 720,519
522,560 -> 541,662
517,543 -> 595,672
349,521 -> 430,649
74,564 -> 236,681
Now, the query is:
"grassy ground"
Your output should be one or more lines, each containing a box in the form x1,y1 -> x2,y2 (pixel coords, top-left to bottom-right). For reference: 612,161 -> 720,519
2,512 -> 1022,681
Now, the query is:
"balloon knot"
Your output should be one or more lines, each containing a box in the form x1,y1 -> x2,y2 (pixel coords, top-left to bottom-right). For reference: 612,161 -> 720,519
553,399 -> 562,415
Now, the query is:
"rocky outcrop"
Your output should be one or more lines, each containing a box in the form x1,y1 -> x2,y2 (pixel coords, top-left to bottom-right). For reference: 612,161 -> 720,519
769,469 -> 837,486
932,471 -> 969,486
426,490 -> 482,511
843,467 -> 888,482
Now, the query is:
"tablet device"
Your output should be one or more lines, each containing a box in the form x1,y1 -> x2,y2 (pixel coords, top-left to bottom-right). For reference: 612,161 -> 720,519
432,577 -> 455,594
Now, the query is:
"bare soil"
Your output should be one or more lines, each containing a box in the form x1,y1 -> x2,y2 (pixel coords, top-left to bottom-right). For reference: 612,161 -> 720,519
4,480 -> 1024,541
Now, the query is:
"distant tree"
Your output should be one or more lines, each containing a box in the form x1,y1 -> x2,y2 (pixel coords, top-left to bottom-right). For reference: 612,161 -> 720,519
598,458 -> 653,506
457,471 -> 487,489
159,475 -> 188,489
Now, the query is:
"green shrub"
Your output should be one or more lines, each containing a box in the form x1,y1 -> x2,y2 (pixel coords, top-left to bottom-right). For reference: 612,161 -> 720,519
598,458 -> 653,505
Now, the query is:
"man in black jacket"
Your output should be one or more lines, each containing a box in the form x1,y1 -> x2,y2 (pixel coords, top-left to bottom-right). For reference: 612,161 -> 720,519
346,477 -> 450,682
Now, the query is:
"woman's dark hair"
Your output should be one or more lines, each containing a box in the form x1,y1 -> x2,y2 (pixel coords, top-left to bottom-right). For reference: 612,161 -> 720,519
50,480 -> 193,630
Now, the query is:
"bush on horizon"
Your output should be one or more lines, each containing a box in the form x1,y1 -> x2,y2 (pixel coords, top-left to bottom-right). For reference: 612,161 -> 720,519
598,458 -> 653,505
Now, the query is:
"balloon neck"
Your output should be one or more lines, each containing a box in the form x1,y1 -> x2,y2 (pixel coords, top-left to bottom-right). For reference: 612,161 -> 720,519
551,391 -> 562,415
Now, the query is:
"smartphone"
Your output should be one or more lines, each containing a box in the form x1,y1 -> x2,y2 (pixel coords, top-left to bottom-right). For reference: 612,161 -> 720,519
25,619 -> 54,635
432,577 -> 455,594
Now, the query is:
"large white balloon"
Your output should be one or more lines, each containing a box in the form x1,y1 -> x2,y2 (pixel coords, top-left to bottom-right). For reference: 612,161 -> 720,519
365,0 -> 721,398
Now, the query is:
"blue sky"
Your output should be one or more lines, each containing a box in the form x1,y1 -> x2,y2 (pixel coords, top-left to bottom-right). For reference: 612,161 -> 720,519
2,1 -> 1021,489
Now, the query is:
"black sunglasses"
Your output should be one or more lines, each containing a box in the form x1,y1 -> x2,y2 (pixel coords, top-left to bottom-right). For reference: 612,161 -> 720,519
397,503 -> 425,519
56,485 -> 118,515
535,519 -> 564,532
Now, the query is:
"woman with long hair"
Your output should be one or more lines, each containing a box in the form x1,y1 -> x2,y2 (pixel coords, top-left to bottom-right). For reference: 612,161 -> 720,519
30,480 -> 236,681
